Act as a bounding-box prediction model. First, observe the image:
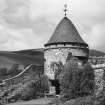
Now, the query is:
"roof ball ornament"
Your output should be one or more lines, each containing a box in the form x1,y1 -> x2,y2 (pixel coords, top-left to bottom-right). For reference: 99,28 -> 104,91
64,4 -> 68,17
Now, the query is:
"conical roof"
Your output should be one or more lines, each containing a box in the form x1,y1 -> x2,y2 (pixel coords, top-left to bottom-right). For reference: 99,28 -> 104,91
45,17 -> 87,46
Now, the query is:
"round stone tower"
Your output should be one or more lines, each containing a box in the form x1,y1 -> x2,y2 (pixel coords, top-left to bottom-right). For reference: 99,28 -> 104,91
44,16 -> 89,79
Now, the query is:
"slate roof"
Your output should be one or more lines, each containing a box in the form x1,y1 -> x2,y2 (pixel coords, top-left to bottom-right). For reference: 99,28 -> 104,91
45,17 -> 87,46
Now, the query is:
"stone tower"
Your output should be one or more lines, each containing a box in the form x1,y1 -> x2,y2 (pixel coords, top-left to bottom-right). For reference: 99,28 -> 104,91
44,15 -> 89,79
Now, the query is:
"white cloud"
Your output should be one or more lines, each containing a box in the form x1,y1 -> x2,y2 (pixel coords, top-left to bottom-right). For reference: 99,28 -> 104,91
0,0 -> 104,52
0,24 -> 45,51
87,23 -> 105,50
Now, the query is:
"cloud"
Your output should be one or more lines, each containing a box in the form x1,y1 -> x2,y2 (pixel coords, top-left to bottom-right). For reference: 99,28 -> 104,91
1,0 -> 33,29
87,23 -> 105,51
0,0 -> 104,52
0,25 -> 28,50
0,0 -> 55,50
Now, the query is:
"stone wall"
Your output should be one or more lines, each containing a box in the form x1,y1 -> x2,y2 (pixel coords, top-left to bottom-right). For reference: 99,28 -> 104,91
44,45 -> 88,79
94,69 -> 104,95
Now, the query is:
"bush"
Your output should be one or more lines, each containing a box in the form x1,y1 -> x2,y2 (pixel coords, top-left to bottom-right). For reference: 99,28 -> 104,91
94,90 -> 105,105
4,74 -> 49,102
21,81 -> 37,100
50,96 -> 94,105
60,60 -> 95,100
63,96 -> 94,105
77,63 -> 95,96
20,75 -> 49,100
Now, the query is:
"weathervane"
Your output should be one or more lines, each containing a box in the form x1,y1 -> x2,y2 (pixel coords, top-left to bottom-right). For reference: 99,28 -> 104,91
64,4 -> 68,17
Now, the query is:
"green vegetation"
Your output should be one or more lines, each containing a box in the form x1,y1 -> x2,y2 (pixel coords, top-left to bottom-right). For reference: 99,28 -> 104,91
0,63 -> 22,82
60,60 -> 95,101
1,54 -> 105,105
0,65 -> 49,104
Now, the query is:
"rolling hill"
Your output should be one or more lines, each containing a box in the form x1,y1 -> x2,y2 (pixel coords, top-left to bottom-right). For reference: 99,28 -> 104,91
0,49 -> 44,70
89,49 -> 105,57
0,48 -> 104,70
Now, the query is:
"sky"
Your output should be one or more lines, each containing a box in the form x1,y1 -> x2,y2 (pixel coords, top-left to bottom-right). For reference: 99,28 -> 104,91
0,0 -> 105,52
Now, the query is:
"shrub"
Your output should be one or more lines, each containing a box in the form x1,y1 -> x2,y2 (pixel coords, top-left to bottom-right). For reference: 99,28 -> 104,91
77,63 -> 95,97
4,74 -> 49,102
94,90 -> 105,105
63,96 -> 94,105
21,81 -> 37,100
21,75 -> 49,100
39,74 -> 50,93
60,60 -> 95,100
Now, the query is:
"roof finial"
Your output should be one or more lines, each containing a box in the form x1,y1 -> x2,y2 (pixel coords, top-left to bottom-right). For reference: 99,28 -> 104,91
64,4 -> 68,17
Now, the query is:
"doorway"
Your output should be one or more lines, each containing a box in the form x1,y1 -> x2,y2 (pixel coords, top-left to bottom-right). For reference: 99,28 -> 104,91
49,79 -> 60,95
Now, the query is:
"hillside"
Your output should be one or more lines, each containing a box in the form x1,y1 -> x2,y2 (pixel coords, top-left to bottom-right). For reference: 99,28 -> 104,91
0,50 -> 44,69
0,49 -> 44,81
0,49 -> 104,70
89,49 -> 105,57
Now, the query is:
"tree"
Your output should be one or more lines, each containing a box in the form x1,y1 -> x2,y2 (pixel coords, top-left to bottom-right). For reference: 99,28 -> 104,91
78,63 -> 95,96
60,60 -> 95,100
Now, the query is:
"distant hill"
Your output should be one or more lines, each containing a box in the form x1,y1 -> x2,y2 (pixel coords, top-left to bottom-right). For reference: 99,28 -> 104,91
0,49 -> 44,69
89,49 -> 105,57
0,48 -> 104,70
13,48 -> 44,58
